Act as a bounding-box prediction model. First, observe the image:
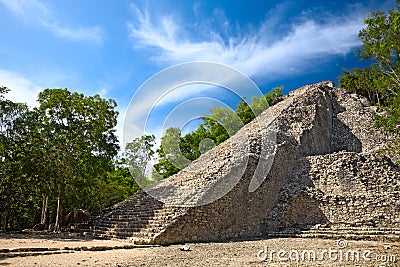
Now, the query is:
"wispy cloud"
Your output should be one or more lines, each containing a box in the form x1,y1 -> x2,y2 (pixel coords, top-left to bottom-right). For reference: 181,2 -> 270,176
0,69 -> 129,148
0,0 -> 104,44
127,2 -> 365,77
122,61 -> 266,147
0,69 -> 41,107
43,22 -> 104,44
121,2 -> 373,143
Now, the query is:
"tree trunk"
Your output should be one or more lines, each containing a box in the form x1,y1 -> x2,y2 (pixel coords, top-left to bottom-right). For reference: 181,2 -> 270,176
366,88 -> 372,102
54,185 -> 65,232
40,194 -> 48,225
1,212 -> 7,232
375,88 -> 381,106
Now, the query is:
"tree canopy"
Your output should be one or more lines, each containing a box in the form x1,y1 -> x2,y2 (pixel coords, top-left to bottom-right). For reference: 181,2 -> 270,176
3,0 -> 398,232
339,0 -> 400,162
0,87 -> 140,231
153,87 -> 284,178
123,134 -> 156,186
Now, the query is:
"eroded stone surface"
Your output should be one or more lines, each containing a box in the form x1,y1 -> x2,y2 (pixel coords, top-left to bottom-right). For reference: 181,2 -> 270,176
87,81 -> 400,244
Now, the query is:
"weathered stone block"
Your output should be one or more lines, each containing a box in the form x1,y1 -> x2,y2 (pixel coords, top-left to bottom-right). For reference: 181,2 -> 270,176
88,81 -> 400,244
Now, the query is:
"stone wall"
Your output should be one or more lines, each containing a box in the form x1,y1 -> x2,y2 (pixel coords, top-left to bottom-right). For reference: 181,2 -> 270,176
267,152 -> 400,230
87,81 -> 400,244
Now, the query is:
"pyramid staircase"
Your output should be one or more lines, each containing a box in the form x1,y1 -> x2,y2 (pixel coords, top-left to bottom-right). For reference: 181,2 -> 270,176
81,81 -> 400,245
83,191 -> 187,244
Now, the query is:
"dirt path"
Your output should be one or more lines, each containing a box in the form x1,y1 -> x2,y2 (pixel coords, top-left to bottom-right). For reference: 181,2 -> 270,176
1,234 -> 399,266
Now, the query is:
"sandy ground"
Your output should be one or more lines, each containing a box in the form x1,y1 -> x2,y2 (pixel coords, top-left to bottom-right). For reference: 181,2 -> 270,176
1,234 -> 400,266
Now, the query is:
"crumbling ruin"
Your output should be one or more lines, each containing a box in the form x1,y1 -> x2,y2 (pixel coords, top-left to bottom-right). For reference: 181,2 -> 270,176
86,81 -> 400,244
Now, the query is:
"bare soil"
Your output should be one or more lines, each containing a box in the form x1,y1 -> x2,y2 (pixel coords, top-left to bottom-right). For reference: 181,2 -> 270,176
1,234 -> 399,266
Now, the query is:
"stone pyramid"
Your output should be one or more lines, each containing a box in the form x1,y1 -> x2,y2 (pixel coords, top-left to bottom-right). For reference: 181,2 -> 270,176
87,81 -> 400,244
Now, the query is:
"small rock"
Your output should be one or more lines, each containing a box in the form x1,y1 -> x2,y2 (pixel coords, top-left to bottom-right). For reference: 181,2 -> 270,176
180,245 -> 191,251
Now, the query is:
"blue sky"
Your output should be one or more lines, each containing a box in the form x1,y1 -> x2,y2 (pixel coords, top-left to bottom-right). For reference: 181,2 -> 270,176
0,0 -> 397,147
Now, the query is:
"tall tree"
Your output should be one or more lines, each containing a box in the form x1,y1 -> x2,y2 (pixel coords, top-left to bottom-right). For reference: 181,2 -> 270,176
154,86 -> 283,179
0,87 -> 29,230
204,106 -> 243,141
154,128 -> 185,179
339,1 -> 400,163
35,89 -> 119,231
358,0 -> 400,87
0,87 -> 142,231
123,134 -> 156,186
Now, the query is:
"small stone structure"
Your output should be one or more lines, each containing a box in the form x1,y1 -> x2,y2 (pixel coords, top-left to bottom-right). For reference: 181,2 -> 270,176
66,209 -> 91,226
86,81 -> 400,244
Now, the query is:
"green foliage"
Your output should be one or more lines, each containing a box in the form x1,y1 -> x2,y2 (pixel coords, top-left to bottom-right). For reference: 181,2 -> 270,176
236,99 -> 254,125
124,134 -> 156,186
339,66 -> 393,106
153,128 -> 186,179
235,86 -> 284,125
65,165 -> 140,214
33,88 -> 121,231
358,1 -> 400,87
153,87 -> 284,178
0,87 -> 139,231
0,87 -> 33,230
339,1 -> 400,163
263,86 -> 284,106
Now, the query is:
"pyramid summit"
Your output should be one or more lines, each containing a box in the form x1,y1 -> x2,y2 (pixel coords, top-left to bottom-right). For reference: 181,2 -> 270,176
86,81 -> 400,244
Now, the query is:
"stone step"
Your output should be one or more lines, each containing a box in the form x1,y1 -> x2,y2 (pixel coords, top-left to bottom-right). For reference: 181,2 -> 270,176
98,212 -> 178,220
92,226 -> 142,232
92,226 -> 164,235
281,227 -> 400,233
92,231 -> 157,242
85,190 -> 188,242
103,211 -> 156,217
266,229 -> 400,241
98,213 -> 152,220
93,220 -> 164,228
92,227 -> 156,234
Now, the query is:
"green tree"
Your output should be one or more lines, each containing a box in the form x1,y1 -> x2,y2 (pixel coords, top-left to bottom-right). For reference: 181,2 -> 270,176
178,123 -> 213,162
263,86 -> 284,106
13,108 -> 52,228
154,86 -> 283,179
35,89 -> 119,232
236,99 -> 254,125
154,128 -> 185,178
339,67 -> 391,106
339,1 -> 400,163
0,87 -> 30,230
64,163 -> 141,215
236,87 -> 283,125
205,106 -> 243,138
123,134 -> 156,186
358,0 -> 400,87
0,87 -> 142,231
100,166 -> 141,206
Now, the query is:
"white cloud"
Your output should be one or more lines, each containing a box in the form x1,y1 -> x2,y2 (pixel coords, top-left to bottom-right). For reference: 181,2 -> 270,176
122,62 -> 266,148
0,0 -> 49,20
0,0 -> 104,44
0,69 -> 128,150
0,69 -> 41,107
122,2 -> 371,146
43,22 -> 104,44
96,87 -> 109,97
127,3 -> 364,78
